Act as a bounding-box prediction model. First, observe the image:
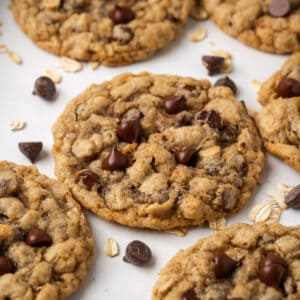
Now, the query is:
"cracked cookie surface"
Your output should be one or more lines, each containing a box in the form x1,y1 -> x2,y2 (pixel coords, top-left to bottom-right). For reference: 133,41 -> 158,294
10,0 -> 193,66
203,0 -> 300,54
52,73 -> 264,230
152,223 -> 300,300
0,161 -> 94,300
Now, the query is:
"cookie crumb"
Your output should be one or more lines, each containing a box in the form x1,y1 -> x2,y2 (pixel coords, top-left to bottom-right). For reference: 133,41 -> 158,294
88,62 -> 100,71
188,28 -> 207,42
209,217 -> 226,230
55,57 -> 82,73
7,51 -> 22,64
105,238 -> 119,257
165,228 -> 187,237
44,69 -> 62,84
250,80 -> 263,92
9,120 -> 26,131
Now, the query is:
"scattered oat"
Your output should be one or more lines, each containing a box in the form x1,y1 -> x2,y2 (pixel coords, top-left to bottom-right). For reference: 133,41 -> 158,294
9,120 -> 26,131
7,51 -> 22,65
250,80 -> 263,93
88,61 -> 100,71
189,28 -> 207,42
266,200 -> 281,224
165,228 -> 187,237
266,184 -> 293,210
55,57 -> 82,73
209,217 -> 226,230
105,238 -> 119,257
44,69 -> 62,84
42,0 -> 60,8
249,200 -> 273,223
0,44 -> 7,53
210,50 -> 232,73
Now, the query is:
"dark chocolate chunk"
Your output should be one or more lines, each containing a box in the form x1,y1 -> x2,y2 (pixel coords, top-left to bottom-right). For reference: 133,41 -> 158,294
276,77 -> 300,98
123,240 -> 152,266
198,110 -> 223,130
109,5 -> 135,24
18,142 -> 43,163
174,147 -> 198,165
163,95 -> 186,114
33,76 -> 56,100
76,170 -> 100,191
284,185 -> 300,208
221,125 -> 238,143
202,55 -> 225,76
26,227 -> 52,247
269,0 -> 291,17
102,147 -> 128,171
117,118 -> 142,143
259,252 -> 288,288
214,76 -> 237,94
214,251 -> 238,278
182,289 -> 198,300
0,256 -> 14,275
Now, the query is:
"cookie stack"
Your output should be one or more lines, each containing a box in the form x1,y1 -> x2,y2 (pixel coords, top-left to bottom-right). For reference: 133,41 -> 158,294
0,0 -> 299,299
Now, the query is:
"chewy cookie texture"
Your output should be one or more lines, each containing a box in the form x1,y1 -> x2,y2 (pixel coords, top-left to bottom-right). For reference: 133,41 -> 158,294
203,0 -> 300,54
10,0 -> 193,66
0,161 -> 93,300
52,73 -> 264,230
152,223 -> 300,300
255,53 -> 300,172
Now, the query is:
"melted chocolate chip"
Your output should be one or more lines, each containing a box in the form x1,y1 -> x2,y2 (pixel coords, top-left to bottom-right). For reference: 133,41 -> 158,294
163,95 -> 186,114
259,252 -> 288,288
102,147 -> 128,171
214,251 -> 238,278
33,76 -> 56,100
174,147 -> 198,165
109,5 -> 135,24
18,142 -> 43,163
123,240 -> 152,266
284,185 -> 300,208
26,227 -> 52,247
221,125 -> 238,143
276,77 -> 300,98
202,56 -> 225,76
269,0 -> 291,17
0,256 -> 14,275
182,289 -> 198,300
76,170 -> 99,191
117,118 -> 142,143
208,111 -> 223,130
214,76 -> 237,94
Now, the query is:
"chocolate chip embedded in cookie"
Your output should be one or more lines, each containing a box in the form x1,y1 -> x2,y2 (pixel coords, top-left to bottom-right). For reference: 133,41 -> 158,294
202,0 -> 300,54
52,73 -> 264,230
0,161 -> 93,300
10,0 -> 193,66
152,223 -> 300,300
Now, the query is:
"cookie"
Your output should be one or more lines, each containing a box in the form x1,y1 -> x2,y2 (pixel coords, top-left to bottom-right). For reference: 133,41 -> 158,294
10,0 -> 193,66
259,52 -> 300,105
0,161 -> 94,300
52,72 -> 264,230
152,222 -> 300,300
202,0 -> 300,54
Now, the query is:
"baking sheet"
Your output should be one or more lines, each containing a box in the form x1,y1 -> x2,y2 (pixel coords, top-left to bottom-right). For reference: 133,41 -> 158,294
0,1 -> 299,299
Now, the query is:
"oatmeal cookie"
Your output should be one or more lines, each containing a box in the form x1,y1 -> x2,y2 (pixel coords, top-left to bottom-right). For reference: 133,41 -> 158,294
52,73 -> 264,230
203,0 -> 300,54
0,161 -> 94,300
152,222 -> 300,300
10,0 -> 193,66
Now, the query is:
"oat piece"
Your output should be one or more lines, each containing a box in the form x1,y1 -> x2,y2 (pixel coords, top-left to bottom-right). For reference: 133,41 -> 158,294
9,120 -> 26,131
7,51 -> 22,64
0,161 -> 93,300
88,62 -> 100,71
105,238 -> 119,257
55,57 -> 82,73
188,28 -> 207,42
44,70 -> 62,84
10,0 -> 193,66
153,223 -> 300,299
208,217 -> 226,230
52,73 -> 264,230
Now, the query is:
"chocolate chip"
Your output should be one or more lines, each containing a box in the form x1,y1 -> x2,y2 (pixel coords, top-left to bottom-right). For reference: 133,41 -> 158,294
76,170 -> 99,191
202,55 -> 225,76
163,95 -> 186,114
259,252 -> 288,288
102,147 -> 128,171
182,289 -> 198,300
174,147 -> 198,165
197,110 -> 209,120
33,76 -> 56,100
26,227 -> 52,247
109,5 -> 135,25
214,76 -> 237,94
197,110 -> 223,130
269,0 -> 291,17
214,251 -> 238,278
117,118 -> 142,143
276,77 -> 300,98
221,125 -> 238,143
18,142 -> 43,163
123,240 -> 152,266
284,185 -> 300,208
0,256 -> 14,275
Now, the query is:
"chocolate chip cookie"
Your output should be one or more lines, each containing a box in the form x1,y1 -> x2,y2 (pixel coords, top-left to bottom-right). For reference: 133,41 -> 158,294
254,53 -> 300,172
152,222 -> 300,300
0,161 -> 94,300
10,0 -> 193,66
52,73 -> 264,230
203,0 -> 300,54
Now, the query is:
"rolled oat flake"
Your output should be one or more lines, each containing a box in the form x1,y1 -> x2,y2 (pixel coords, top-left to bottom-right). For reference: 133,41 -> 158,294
124,240 -> 152,266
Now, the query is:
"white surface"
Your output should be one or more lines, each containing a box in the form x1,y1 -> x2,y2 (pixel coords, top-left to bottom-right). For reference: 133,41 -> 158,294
0,2 -> 299,299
